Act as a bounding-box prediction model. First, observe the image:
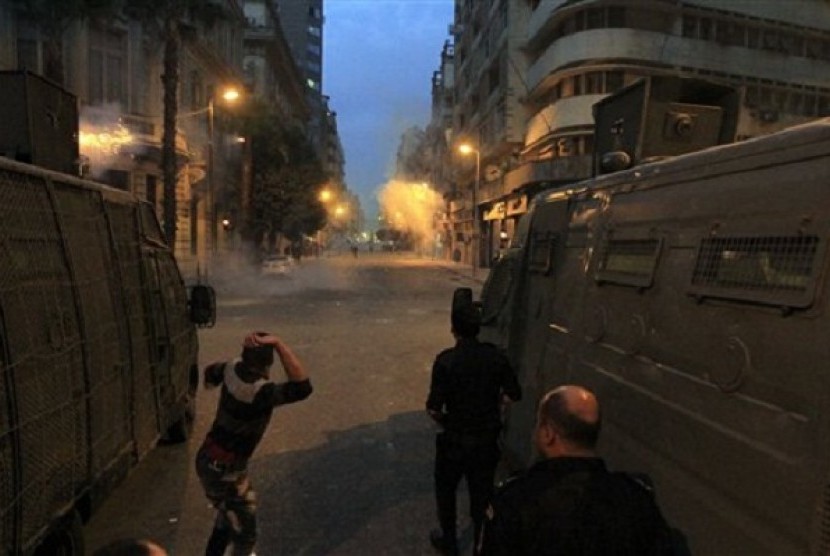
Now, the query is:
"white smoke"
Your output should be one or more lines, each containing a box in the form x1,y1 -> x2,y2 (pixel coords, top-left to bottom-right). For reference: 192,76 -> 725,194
78,103 -> 134,178
377,179 -> 442,252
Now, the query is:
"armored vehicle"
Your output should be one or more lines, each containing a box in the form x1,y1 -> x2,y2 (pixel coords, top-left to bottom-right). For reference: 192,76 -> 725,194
0,156 -> 215,554
471,114 -> 830,554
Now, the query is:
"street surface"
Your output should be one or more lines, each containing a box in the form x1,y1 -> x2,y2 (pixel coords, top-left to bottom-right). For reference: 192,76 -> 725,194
84,252 -> 484,555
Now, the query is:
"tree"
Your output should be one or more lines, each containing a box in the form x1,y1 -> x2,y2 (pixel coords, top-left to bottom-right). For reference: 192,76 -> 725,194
123,0 -> 227,248
240,101 -> 327,254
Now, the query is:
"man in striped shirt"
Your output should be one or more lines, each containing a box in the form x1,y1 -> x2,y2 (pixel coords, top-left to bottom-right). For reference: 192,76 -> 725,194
196,332 -> 312,556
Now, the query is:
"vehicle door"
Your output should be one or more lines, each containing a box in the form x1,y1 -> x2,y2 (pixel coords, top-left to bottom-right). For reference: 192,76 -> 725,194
500,197 -> 571,467
140,249 -> 173,435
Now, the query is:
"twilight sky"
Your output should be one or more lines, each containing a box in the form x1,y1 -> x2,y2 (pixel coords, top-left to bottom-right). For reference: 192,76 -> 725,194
323,0 -> 454,227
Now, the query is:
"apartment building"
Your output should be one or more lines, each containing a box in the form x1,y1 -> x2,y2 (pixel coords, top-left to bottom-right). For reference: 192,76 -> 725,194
427,40 -> 456,259
444,0 -> 830,267
277,0 -> 327,159
449,0 -> 529,268
244,0 -> 309,122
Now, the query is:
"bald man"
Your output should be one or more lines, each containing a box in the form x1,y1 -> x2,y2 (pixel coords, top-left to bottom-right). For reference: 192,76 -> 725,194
92,538 -> 167,556
479,385 -> 672,555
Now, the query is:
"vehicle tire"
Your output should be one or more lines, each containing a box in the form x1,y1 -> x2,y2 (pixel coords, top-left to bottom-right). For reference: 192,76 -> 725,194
165,391 -> 195,443
34,510 -> 84,556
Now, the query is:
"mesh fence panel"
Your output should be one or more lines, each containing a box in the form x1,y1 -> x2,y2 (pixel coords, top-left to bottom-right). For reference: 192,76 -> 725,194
53,183 -> 131,475
107,203 -> 159,456
0,360 -> 14,550
0,167 -> 85,545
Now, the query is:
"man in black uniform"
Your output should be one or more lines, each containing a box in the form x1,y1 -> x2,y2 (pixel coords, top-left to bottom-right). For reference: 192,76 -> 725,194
196,332 -> 312,556
480,385 -> 672,556
426,304 -> 522,555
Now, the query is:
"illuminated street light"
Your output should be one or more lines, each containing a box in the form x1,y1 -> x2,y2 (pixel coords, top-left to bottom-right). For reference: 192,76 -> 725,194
458,143 -> 480,278
207,86 -> 242,254
222,88 -> 241,102
320,189 -> 333,203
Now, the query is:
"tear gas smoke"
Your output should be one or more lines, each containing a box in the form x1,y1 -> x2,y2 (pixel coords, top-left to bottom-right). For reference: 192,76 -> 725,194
377,180 -> 442,252
78,103 -> 135,178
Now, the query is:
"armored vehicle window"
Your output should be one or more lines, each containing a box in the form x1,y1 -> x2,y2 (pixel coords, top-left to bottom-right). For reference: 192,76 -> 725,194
529,232 -> 557,274
596,238 -> 662,288
690,235 -> 821,308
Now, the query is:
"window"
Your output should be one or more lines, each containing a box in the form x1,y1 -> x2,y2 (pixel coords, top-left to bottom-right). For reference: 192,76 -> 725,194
761,29 -> 780,52
699,18 -> 712,40
607,7 -> 625,28
586,8 -> 604,30
596,238 -> 662,288
89,27 -> 126,106
682,16 -> 697,38
747,27 -> 760,49
307,25 -> 321,38
572,75 -> 582,96
146,175 -> 157,207
605,71 -> 624,93
103,169 -> 129,191
585,72 -> 602,94
529,232 -> 557,274
690,235 -> 822,308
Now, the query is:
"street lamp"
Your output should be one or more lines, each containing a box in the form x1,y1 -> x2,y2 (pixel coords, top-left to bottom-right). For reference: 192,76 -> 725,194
207,86 -> 241,255
458,143 -> 480,278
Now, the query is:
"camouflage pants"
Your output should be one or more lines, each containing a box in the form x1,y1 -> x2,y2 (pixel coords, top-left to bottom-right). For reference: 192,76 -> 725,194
196,446 -> 257,556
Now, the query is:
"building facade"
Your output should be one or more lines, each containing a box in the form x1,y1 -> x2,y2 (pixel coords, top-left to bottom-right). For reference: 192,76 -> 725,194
441,0 -> 830,268
0,0 -> 248,280
448,0 -> 529,268
277,0 -> 326,158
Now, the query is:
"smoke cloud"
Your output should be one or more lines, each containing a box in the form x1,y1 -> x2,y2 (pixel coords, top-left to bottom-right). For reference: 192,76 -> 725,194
377,179 -> 442,251
78,103 -> 135,178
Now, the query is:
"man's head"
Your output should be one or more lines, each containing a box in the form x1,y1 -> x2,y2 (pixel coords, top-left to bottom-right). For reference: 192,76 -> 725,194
241,332 -> 274,370
92,539 -> 167,556
451,304 -> 481,338
534,385 -> 601,459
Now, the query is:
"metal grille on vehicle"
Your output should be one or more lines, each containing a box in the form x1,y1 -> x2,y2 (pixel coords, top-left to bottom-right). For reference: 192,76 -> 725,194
690,235 -> 821,308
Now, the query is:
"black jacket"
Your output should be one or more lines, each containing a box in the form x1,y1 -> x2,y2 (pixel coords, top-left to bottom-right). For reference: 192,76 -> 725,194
481,457 -> 673,556
426,337 -> 521,434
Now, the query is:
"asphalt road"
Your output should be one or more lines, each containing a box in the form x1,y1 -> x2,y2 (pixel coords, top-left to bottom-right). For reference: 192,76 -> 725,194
84,252 -> 484,556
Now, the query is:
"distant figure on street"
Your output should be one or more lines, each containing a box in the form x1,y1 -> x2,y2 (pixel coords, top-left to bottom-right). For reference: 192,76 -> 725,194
196,332 -> 312,556
351,244 -> 359,258
426,303 -> 522,555
92,538 -> 167,556
480,385 -> 673,556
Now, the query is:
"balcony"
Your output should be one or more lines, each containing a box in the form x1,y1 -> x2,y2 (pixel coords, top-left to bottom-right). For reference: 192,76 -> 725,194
503,155 -> 592,191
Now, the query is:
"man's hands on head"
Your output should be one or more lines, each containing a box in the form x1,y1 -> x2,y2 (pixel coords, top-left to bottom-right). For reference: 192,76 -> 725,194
244,332 -> 280,348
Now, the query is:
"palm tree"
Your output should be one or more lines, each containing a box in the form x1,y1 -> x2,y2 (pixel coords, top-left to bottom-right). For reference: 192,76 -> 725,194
123,0 -> 227,248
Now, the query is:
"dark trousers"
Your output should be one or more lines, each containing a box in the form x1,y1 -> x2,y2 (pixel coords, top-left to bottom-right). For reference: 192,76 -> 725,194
434,431 -> 500,550
195,446 -> 257,556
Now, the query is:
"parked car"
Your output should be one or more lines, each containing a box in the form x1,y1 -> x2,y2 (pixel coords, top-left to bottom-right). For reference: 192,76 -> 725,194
261,254 -> 294,276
